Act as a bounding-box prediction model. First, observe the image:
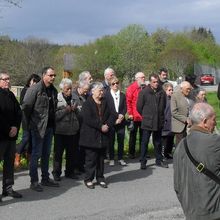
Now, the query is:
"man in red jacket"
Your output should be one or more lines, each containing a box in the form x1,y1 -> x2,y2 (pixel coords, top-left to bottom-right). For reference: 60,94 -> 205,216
126,72 -> 146,159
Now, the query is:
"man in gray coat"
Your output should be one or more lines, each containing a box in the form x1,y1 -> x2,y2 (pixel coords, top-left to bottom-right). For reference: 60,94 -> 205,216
22,66 -> 59,192
174,102 -> 220,220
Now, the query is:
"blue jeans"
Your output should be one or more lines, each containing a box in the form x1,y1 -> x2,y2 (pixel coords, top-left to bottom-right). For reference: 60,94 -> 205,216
140,129 -> 163,164
29,128 -> 53,183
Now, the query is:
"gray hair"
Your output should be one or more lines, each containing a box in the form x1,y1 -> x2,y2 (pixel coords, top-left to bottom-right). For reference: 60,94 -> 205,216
190,103 -> 214,125
104,67 -> 115,77
91,82 -> 104,93
59,78 -> 73,90
78,71 -> 91,82
135,72 -> 145,80
78,80 -> 90,89
163,82 -> 173,91
180,81 -> 191,89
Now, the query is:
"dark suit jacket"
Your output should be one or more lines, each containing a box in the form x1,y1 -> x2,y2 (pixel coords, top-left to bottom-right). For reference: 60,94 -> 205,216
105,90 -> 127,126
79,96 -> 116,149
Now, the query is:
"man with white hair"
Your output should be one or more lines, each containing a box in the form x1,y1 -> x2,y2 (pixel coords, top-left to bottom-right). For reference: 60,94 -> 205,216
102,67 -> 115,93
78,71 -> 93,84
174,102 -> 220,220
126,72 -> 146,159
171,81 -> 192,146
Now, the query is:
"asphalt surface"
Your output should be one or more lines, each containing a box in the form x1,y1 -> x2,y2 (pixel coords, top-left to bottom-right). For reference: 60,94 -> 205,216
0,158 -> 184,220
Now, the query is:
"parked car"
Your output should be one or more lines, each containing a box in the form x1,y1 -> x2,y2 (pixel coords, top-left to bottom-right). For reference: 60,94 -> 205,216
200,74 -> 215,85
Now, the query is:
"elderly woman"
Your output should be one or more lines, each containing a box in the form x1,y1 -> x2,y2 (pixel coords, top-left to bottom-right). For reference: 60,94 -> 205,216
79,82 -> 116,189
52,78 -> 79,181
162,82 -> 175,160
105,76 -> 127,166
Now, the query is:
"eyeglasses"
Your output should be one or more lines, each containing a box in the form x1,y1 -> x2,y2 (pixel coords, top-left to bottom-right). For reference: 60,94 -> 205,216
112,82 -> 119,86
47,74 -> 56,77
168,89 -> 173,91
0,77 -> 10,81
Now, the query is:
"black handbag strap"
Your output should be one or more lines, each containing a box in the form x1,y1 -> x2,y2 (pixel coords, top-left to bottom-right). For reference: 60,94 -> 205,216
183,138 -> 220,185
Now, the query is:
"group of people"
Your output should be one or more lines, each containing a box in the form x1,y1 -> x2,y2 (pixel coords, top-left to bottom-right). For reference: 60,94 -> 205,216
0,66 -> 213,210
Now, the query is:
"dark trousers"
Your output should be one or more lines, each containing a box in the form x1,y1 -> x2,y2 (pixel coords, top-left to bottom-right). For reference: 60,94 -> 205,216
128,121 -> 142,157
141,129 -> 163,164
162,135 -> 175,157
16,129 -> 32,154
109,125 -> 125,160
0,140 -> 16,191
84,147 -> 105,183
29,128 -> 53,183
53,134 -> 78,177
74,132 -> 85,170
175,127 -> 187,147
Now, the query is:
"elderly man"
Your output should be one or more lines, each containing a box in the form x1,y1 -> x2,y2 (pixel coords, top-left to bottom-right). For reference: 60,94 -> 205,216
0,71 -> 22,201
126,72 -> 146,159
171,81 -> 192,146
22,66 -> 59,192
174,103 -> 220,220
137,73 -> 167,169
78,71 -> 93,85
102,67 -> 115,93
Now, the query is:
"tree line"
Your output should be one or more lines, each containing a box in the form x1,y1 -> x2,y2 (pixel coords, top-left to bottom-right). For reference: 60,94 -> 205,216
0,24 -> 220,86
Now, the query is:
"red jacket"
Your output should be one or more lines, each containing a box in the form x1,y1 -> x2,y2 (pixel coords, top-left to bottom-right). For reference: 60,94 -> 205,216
126,81 -> 142,122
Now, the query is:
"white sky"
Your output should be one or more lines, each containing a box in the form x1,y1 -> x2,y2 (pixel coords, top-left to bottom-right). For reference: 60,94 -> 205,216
0,0 -> 220,45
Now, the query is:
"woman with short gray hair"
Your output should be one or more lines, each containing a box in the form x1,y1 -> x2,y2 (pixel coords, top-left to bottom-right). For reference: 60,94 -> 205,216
79,81 -> 116,189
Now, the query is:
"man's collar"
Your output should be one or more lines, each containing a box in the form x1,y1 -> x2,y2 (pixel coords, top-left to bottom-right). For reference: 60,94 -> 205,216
190,125 -> 210,134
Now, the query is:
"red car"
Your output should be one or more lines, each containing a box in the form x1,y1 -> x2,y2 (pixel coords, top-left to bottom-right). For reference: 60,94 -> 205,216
200,74 -> 214,85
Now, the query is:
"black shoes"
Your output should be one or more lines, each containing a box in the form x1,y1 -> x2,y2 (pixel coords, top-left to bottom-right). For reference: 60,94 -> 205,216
98,181 -> 108,188
156,161 -> 169,168
140,162 -> 147,170
30,182 -> 43,192
2,188 -> 22,198
41,178 -> 60,187
53,174 -> 61,181
84,181 -> 95,189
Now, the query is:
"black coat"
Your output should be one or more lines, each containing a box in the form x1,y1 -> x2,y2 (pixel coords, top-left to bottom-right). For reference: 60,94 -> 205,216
137,85 -> 166,131
79,96 -> 116,149
105,90 -> 127,127
0,88 -> 22,141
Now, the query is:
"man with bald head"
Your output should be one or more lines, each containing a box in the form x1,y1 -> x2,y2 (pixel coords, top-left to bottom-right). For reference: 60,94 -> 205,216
174,103 -> 220,219
171,81 -> 192,145
126,72 -> 146,159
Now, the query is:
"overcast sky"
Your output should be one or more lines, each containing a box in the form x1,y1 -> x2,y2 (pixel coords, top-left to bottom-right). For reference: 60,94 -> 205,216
0,0 -> 220,45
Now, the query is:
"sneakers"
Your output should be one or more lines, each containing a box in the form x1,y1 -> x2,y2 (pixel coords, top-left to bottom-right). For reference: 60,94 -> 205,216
140,162 -> 147,170
156,161 -> 169,168
118,160 -> 127,166
30,182 -> 43,192
2,188 -> 22,198
41,178 -> 60,187
109,160 -> 115,166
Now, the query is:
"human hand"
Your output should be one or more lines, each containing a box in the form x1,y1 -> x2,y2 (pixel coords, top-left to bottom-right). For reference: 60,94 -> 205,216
9,126 -> 17,137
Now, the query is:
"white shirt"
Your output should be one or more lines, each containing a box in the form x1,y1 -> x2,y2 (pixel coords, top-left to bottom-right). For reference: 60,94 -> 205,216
110,89 -> 120,113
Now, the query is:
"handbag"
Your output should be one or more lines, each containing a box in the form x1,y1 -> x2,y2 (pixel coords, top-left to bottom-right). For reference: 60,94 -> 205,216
183,138 -> 220,185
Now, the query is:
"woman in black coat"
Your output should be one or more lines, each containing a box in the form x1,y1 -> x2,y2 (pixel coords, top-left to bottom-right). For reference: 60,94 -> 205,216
79,82 -> 116,189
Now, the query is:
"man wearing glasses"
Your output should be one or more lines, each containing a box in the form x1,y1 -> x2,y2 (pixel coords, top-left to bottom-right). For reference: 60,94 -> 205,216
22,66 -> 59,192
0,71 -> 22,201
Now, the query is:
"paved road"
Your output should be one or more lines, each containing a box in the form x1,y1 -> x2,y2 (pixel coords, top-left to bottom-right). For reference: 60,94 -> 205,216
0,159 -> 184,220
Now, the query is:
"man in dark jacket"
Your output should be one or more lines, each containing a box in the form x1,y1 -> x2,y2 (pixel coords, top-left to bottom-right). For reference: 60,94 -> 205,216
0,71 -> 22,201
137,73 -> 167,169
22,66 -> 59,192
174,102 -> 220,220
